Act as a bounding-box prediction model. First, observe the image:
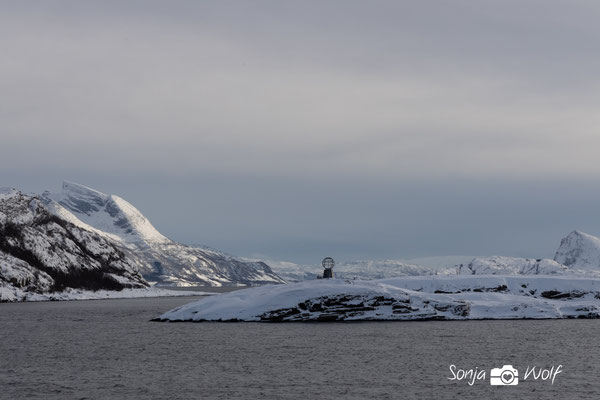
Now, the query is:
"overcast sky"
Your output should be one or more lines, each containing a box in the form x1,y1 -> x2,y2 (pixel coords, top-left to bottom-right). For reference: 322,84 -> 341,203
2,1 -> 600,264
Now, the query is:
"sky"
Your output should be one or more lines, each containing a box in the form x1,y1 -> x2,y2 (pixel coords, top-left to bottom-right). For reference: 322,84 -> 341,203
2,1 -> 600,264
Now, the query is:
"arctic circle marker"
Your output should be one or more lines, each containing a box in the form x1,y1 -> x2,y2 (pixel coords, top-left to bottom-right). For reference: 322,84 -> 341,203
322,257 -> 335,279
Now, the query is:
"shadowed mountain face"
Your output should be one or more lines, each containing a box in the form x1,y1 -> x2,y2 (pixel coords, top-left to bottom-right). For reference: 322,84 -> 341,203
0,188 -> 147,301
41,182 -> 284,287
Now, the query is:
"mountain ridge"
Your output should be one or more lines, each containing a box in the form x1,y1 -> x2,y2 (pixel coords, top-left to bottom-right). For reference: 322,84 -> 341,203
270,230 -> 600,280
41,181 -> 284,287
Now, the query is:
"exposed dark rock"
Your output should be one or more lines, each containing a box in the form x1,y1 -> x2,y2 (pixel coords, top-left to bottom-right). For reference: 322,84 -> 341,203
0,190 -> 147,300
541,290 -> 585,300
253,293 -> 469,321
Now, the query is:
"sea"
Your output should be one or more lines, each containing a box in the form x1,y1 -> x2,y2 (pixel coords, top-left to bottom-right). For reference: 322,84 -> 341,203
1,296 -> 599,399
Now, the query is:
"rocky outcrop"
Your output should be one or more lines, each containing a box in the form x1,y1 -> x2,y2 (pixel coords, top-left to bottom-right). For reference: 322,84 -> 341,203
257,294 -> 469,322
0,189 -> 147,301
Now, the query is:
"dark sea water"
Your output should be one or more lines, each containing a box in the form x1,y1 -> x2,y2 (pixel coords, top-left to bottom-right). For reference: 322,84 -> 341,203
1,297 -> 599,400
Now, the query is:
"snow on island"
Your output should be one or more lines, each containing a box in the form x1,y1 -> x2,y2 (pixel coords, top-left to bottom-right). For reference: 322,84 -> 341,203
155,275 -> 600,322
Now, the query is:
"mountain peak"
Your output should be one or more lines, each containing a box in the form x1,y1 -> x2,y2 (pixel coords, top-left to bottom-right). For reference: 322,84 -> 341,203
563,230 -> 600,243
46,182 -> 168,244
61,181 -> 109,205
555,230 -> 600,269
568,230 -> 597,240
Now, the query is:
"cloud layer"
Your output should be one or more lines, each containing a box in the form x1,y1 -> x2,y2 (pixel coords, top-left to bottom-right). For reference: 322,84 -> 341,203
2,1 -> 600,262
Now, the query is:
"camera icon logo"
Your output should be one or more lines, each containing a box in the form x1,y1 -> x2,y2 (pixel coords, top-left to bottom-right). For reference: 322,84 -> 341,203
490,365 -> 519,386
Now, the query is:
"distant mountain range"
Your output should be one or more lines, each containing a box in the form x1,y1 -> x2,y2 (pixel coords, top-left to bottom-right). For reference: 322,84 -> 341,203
269,230 -> 600,280
4,180 -> 600,302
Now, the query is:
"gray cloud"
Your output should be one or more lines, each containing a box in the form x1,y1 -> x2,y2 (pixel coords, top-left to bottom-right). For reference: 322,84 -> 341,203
2,1 -> 600,263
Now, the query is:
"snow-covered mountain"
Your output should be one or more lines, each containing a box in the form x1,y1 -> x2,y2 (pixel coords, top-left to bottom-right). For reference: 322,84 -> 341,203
455,256 -> 568,275
41,181 -> 284,287
269,256 -> 569,281
43,181 -> 169,244
265,231 -> 600,282
554,230 -> 600,270
0,188 -> 148,301
9,180 -> 600,290
445,231 -> 600,276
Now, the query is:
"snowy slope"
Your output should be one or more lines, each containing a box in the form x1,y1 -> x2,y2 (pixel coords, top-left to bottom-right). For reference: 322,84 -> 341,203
554,230 -> 600,270
0,189 -> 148,302
41,182 -> 284,287
43,181 -> 169,244
157,275 -> 600,322
336,260 -> 435,279
455,256 -> 568,275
